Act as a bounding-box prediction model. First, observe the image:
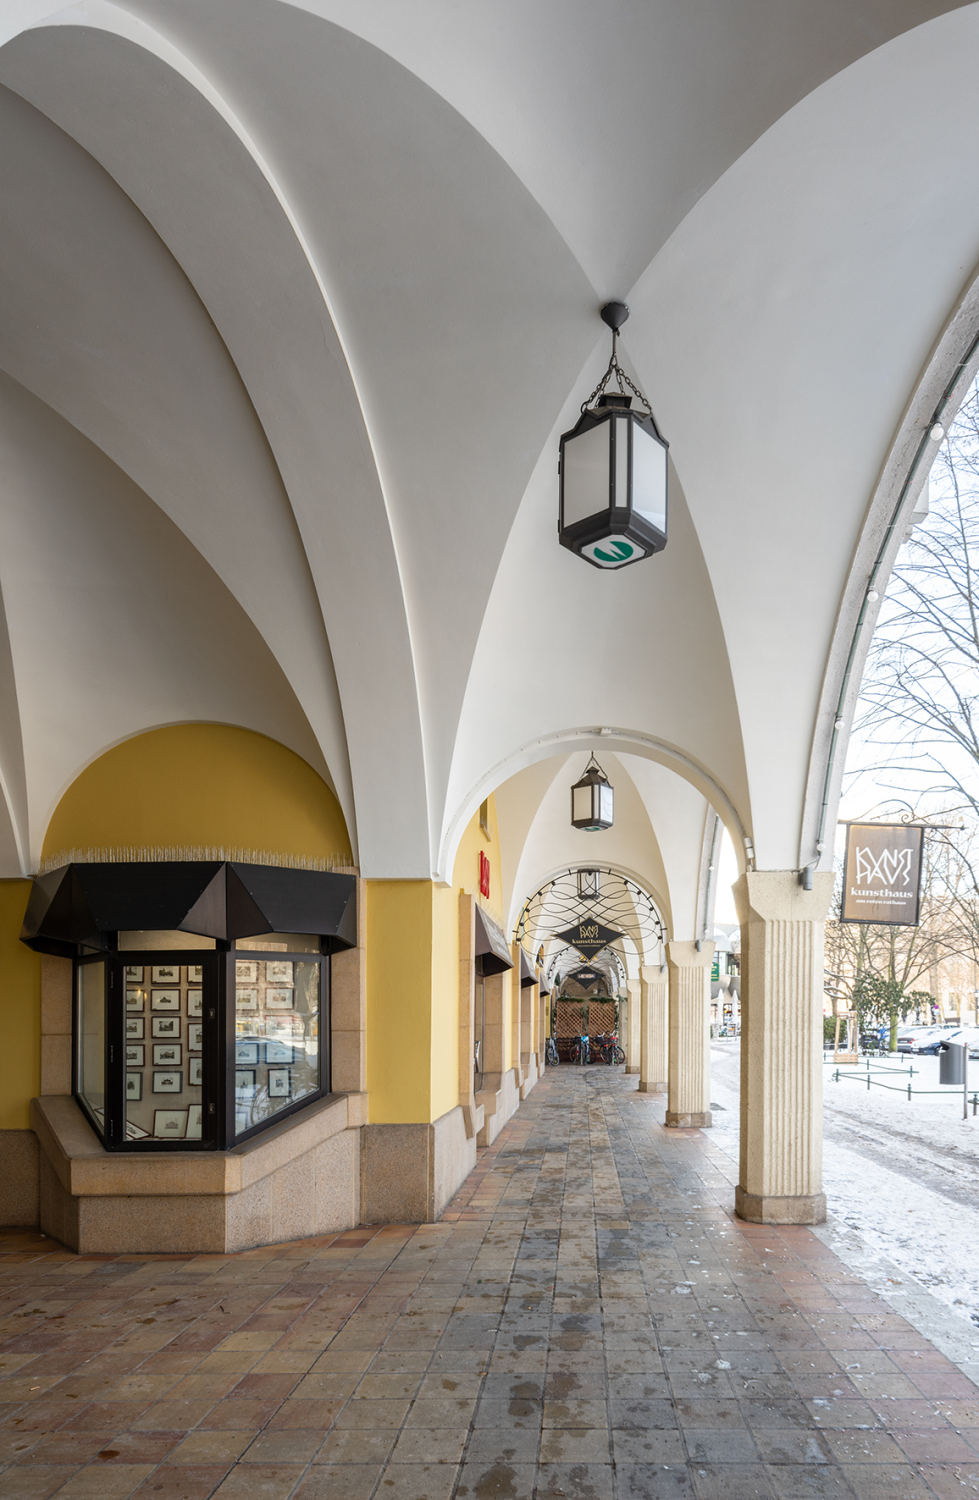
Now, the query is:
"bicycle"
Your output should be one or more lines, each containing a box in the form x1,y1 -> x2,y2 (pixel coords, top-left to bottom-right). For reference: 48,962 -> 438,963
545,1037 -> 560,1067
568,1034 -> 591,1065
592,1031 -> 626,1066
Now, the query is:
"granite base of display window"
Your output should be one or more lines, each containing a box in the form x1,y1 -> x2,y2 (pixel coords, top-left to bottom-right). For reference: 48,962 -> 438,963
30,1090 -> 365,1253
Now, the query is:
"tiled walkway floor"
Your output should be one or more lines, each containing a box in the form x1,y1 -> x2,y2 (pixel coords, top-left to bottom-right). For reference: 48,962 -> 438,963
0,1070 -> 977,1500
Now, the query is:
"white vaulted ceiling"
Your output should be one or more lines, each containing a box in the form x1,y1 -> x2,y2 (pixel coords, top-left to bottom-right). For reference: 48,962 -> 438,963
0,0 -> 977,880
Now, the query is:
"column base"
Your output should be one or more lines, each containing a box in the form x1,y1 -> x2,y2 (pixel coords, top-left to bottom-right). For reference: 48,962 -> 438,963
638,1080 -> 667,1093
625,1066 -> 639,1075
735,1185 -> 826,1225
665,1110 -> 712,1128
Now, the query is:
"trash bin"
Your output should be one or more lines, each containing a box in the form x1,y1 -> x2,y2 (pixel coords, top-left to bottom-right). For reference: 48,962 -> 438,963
940,1042 -> 966,1085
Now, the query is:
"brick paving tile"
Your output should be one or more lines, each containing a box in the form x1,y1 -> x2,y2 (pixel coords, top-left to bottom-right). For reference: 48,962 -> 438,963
0,1072 -> 978,1498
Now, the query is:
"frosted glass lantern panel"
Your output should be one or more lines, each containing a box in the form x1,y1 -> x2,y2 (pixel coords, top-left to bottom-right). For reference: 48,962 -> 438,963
563,423 -> 609,527
631,424 -> 667,532
572,784 -> 594,824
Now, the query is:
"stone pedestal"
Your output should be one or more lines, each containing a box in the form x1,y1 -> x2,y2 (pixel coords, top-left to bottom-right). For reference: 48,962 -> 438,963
625,979 -> 641,1073
638,964 -> 668,1093
666,941 -> 713,1127
734,870 -> 833,1225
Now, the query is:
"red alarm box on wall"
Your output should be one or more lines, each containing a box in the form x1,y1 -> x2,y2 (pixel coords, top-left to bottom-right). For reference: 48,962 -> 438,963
478,850 -> 490,899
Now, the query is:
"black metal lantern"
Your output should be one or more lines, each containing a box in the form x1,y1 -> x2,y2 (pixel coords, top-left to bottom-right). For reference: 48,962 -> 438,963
559,302 -> 668,570
577,868 -> 601,900
571,757 -> 614,831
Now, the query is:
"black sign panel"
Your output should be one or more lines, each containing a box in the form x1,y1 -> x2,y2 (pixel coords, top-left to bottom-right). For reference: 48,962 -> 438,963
840,822 -> 924,926
556,920 -> 622,958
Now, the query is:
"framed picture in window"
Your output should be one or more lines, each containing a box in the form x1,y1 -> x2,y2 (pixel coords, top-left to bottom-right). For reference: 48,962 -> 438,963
235,1070 -> 256,1095
235,961 -> 258,984
235,1041 -> 259,1065
189,1057 -> 203,1087
187,990 -> 203,1017
124,965 -> 144,983
125,1072 -> 142,1102
126,1017 -> 145,1041
188,1024 -> 203,1052
152,1016 -> 180,1039
186,1105 -> 202,1139
153,1070 -> 182,1094
268,1068 -> 291,1098
264,1039 -> 293,1064
152,964 -> 180,984
151,989 -> 180,1012
153,1043 -> 181,1067
267,961 -> 294,986
126,1045 -> 145,1067
126,989 -> 144,1012
126,1119 -> 149,1141
236,988 -> 258,1012
265,987 -> 293,1010
187,965 -> 204,984
154,1109 -> 188,1139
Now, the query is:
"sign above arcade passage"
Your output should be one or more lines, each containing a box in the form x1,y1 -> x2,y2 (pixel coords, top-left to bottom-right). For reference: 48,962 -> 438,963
556,919 -> 623,958
840,822 -> 925,927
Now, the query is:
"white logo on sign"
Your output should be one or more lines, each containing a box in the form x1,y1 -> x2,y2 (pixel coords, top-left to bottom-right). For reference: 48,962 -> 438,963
855,846 -> 913,887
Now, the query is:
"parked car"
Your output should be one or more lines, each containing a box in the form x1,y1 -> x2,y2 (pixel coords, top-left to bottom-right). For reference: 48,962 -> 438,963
938,1026 -> 979,1059
899,1027 -> 950,1055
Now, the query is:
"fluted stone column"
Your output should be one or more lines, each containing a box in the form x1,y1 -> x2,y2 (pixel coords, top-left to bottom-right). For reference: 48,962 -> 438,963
639,964 -> 668,1093
734,870 -> 834,1225
666,941 -> 714,1128
625,979 -> 641,1073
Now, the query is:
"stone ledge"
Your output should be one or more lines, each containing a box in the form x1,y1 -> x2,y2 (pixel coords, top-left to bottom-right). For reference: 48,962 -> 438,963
32,1091 -> 365,1197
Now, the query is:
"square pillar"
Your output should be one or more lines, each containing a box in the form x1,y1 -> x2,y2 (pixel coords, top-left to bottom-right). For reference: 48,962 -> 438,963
625,979 -> 641,1073
458,894 -> 477,1137
666,941 -> 713,1128
639,963 -> 668,1093
734,870 -> 834,1225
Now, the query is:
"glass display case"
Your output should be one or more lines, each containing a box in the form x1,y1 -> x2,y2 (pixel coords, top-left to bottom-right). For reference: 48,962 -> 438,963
21,862 -> 356,1152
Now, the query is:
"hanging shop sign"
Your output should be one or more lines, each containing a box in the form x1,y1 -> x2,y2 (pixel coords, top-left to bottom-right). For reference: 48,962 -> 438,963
556,919 -> 622,958
840,822 -> 924,926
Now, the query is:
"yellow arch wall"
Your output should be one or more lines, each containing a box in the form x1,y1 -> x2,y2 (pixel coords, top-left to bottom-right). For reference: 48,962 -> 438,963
42,724 -> 351,863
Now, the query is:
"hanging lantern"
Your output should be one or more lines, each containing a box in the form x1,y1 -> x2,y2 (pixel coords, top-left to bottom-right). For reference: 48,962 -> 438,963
571,757 -> 614,831
559,302 -> 668,570
577,869 -> 601,900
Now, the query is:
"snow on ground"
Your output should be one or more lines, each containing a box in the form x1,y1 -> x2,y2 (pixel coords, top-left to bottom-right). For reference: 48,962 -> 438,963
709,1039 -> 979,1329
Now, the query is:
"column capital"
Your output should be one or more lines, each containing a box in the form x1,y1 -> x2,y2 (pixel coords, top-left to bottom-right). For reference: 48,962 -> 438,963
732,869 -> 834,925
640,963 -> 666,984
666,939 -> 714,970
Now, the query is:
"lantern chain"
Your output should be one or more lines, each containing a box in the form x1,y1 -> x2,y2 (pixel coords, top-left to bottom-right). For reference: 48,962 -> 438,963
580,327 -> 654,418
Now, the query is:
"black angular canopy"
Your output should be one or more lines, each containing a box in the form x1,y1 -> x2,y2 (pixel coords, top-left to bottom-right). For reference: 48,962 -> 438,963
20,862 -> 357,957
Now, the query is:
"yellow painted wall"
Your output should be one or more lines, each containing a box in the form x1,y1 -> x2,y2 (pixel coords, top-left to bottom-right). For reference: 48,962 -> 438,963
431,884 -> 460,1119
42,724 -> 351,864
0,882 -> 41,1129
365,881 -> 434,1124
452,796 -> 514,1073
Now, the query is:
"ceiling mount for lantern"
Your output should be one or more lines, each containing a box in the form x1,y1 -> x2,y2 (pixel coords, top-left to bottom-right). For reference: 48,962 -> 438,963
558,302 -> 668,570
571,755 -> 614,831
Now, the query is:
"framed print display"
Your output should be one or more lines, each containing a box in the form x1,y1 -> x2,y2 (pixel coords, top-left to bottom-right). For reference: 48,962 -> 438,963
236,987 -> 257,1012
187,990 -> 203,1017
267,961 -> 294,985
126,1120 -> 149,1141
151,989 -> 180,1012
265,1039 -> 293,1064
187,965 -> 204,984
265,987 -> 293,1010
126,1045 -> 145,1067
189,1057 -> 203,1087
126,1017 -> 145,1040
236,961 -> 258,984
153,1043 -> 181,1067
268,1068 -> 291,1098
266,1015 -> 299,1041
152,1016 -> 180,1039
152,964 -> 180,984
153,1070 -> 182,1094
126,1072 -> 142,1102
154,1109 -> 188,1139
235,1041 -> 259,1065
124,965 -> 144,983
188,1024 -> 203,1052
186,1105 -> 202,1140
235,1069 -> 256,1095
126,988 -> 144,1011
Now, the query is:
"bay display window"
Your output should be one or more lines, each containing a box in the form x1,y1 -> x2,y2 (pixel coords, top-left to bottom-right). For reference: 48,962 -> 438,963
24,862 -> 356,1153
